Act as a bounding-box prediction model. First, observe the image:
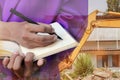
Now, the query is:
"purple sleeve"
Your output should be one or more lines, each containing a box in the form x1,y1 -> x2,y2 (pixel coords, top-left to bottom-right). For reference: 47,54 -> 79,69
42,0 -> 88,79
0,0 -> 5,9
56,0 -> 88,41
0,0 -> 88,79
0,0 -> 5,19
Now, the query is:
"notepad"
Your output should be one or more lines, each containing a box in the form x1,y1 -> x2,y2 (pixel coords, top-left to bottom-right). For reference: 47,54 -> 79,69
0,22 -> 78,60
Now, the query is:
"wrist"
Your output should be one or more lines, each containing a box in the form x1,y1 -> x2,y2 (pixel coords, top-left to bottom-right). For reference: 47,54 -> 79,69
0,21 -> 12,41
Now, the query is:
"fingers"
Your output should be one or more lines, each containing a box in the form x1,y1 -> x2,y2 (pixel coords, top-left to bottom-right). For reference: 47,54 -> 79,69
2,52 -> 45,79
19,22 -> 57,48
22,33 -> 57,48
7,53 -> 19,70
13,56 -> 24,70
2,54 -> 24,78
37,59 -> 44,67
26,23 -> 54,33
13,55 -> 24,78
2,52 -> 35,78
24,52 -> 34,78
25,23 -> 57,43
32,59 -> 44,73
24,53 -> 45,78
26,33 -> 57,43
2,57 -> 10,68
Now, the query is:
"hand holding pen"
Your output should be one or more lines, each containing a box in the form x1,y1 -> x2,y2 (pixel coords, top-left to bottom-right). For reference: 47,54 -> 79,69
10,8 -> 62,40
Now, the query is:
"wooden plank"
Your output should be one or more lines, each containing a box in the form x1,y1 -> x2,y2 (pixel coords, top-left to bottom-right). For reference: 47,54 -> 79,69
112,55 -> 119,67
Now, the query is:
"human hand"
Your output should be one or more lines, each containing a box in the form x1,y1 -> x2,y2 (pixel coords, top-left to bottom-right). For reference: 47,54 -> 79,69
2,52 -> 44,79
0,21 -> 57,48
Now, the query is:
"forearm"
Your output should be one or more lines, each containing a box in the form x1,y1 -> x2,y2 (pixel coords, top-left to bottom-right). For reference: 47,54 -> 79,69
0,21 -> 12,41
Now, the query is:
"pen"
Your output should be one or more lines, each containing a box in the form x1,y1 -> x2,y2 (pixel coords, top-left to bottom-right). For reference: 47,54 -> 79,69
10,8 -> 62,40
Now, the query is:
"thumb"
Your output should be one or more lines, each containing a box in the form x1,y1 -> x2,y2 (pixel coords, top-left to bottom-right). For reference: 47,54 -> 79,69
33,59 -> 45,72
37,59 -> 45,67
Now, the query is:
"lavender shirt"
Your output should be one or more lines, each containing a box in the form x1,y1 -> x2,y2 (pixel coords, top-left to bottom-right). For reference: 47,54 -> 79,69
0,0 -> 88,79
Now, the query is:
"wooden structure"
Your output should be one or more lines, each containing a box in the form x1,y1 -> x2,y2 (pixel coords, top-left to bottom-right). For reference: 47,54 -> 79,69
59,10 -> 120,71
81,41 -> 120,67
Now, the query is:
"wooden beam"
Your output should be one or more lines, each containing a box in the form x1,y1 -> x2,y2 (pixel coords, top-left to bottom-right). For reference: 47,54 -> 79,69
81,50 -> 120,55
